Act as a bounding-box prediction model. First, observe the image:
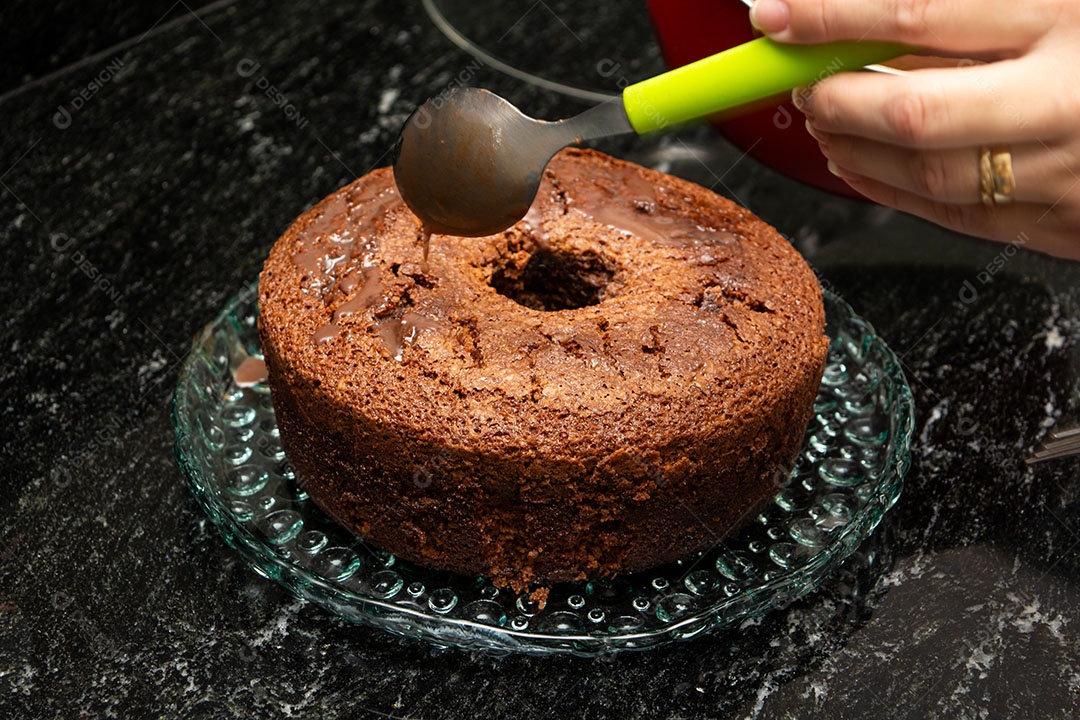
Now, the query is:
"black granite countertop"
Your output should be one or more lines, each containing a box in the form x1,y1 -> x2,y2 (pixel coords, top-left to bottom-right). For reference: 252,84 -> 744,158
2,1 -> 1079,717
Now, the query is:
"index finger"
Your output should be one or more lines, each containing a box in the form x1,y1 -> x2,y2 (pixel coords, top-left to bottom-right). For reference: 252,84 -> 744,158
750,0 -> 1057,54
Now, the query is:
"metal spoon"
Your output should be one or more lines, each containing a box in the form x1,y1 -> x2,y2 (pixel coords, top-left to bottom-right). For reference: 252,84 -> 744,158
393,89 -> 633,238
394,37 -> 906,237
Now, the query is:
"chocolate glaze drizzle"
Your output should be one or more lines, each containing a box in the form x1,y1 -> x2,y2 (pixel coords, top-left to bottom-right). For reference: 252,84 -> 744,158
295,182 -> 442,358
332,267 -> 383,322
312,323 -> 340,344
375,312 -> 442,361
522,204 -> 550,250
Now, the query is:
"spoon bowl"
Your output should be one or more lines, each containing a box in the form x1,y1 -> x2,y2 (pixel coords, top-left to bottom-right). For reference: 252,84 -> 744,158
394,88 -> 633,237
394,89 -> 567,237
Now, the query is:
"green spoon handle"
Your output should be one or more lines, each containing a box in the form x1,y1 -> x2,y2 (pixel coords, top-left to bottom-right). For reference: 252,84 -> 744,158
623,37 -> 908,134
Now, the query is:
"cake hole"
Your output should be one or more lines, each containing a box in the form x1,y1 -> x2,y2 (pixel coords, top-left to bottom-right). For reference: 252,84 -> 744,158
491,249 -> 615,312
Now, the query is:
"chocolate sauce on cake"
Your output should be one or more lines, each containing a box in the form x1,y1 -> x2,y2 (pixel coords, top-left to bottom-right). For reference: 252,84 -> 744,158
332,267 -> 383,321
375,312 -> 441,361
312,323 -> 340,344
522,204 -> 550,250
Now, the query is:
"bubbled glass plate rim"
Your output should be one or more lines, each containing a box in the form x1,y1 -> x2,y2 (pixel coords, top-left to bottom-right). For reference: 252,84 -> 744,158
172,283 -> 914,656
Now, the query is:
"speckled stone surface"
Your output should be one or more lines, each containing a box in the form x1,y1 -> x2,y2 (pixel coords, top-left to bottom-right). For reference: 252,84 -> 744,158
0,0 -> 184,94
1,1 -> 1078,718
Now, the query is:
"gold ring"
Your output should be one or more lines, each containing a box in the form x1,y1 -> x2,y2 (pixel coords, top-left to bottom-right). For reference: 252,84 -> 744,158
979,146 -> 1015,207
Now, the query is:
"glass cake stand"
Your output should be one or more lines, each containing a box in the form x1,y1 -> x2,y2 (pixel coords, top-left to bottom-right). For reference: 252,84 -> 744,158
172,284 -> 914,656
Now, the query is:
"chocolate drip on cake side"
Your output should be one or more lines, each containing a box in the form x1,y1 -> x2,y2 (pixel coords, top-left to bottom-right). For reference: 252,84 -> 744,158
290,180 -> 444,360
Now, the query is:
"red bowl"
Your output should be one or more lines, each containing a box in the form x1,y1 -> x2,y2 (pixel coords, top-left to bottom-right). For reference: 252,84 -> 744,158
647,0 -> 861,198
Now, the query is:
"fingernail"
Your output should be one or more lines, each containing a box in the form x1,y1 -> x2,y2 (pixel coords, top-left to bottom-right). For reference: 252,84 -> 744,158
805,119 -> 824,144
749,0 -> 790,34
792,87 -> 814,119
826,160 -> 861,183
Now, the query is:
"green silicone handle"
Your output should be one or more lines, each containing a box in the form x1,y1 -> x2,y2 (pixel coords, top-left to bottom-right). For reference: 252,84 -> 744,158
623,37 -> 907,134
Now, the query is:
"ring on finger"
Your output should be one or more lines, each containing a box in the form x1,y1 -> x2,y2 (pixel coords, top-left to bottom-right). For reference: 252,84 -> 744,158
979,146 -> 1015,206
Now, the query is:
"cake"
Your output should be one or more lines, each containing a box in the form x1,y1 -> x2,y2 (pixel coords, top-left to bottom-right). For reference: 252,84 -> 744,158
257,148 -> 829,591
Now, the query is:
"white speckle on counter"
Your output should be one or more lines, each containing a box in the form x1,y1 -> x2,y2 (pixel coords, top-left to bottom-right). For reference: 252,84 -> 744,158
920,400 -> 949,451
2,662 -> 36,696
174,658 -> 198,695
747,671 -> 781,719
799,678 -> 829,705
250,599 -> 306,648
1042,399 -> 1058,428
105,308 -> 125,330
137,350 -> 169,383
236,108 -> 260,133
965,642 -> 996,678
1044,325 -> 1065,351
377,88 -> 399,114
247,133 -> 293,161
1008,593 -> 1068,644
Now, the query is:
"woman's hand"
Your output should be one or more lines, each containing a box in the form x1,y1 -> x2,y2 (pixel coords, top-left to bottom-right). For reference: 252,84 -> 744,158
750,0 -> 1080,260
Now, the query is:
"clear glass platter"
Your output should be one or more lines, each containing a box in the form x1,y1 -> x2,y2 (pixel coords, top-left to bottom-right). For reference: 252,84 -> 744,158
172,284 -> 914,656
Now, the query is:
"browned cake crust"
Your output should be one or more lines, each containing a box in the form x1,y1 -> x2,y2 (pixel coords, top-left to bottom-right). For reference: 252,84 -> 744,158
258,148 -> 828,591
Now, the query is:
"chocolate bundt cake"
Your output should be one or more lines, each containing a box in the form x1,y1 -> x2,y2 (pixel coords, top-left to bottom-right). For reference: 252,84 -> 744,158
258,148 -> 828,590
